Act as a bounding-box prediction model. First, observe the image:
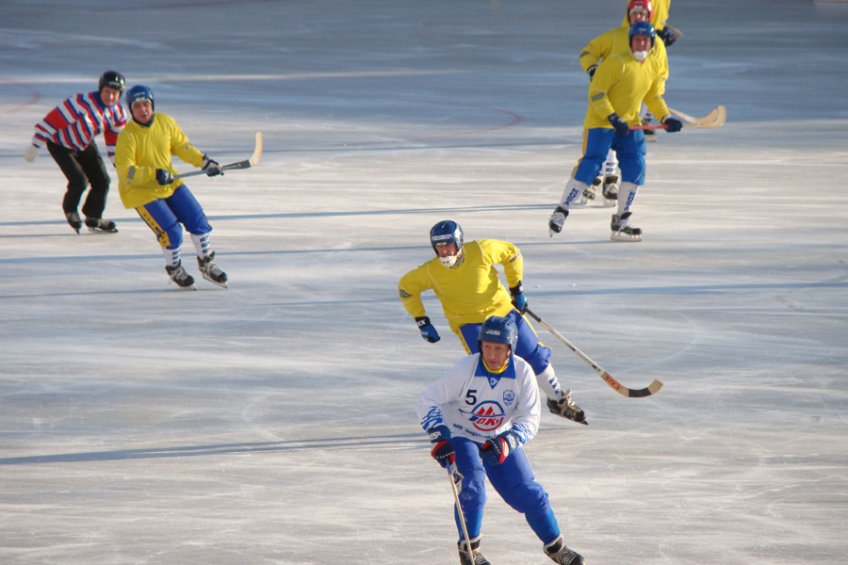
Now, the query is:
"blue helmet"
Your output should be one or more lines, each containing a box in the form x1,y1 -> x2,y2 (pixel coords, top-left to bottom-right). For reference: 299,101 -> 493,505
126,84 -> 154,111
430,220 -> 464,267
429,220 -> 463,254
629,21 -> 656,48
478,316 -> 518,351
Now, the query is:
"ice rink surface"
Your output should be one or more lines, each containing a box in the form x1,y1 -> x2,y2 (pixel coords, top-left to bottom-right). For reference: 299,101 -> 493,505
1,1 -> 847,563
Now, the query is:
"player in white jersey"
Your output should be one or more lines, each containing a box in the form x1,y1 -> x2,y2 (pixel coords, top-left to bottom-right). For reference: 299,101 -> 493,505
417,316 -> 585,565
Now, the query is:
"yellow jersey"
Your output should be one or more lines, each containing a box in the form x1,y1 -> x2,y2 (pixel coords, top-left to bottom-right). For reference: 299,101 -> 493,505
115,113 -> 205,209
584,48 -> 669,129
398,239 -> 523,332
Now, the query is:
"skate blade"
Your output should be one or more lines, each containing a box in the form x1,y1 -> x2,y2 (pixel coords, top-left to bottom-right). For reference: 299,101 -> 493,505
201,273 -> 229,289
86,227 -> 118,234
610,232 -> 642,242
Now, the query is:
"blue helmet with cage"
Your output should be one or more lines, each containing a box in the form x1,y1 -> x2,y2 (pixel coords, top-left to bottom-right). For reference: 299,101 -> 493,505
477,315 -> 518,351
430,220 -> 464,267
126,84 -> 155,112
629,20 -> 656,48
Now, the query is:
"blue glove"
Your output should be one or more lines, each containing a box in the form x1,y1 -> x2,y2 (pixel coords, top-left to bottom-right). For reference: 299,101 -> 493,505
155,169 -> 174,186
510,282 -> 527,313
586,64 -> 597,79
608,113 -> 630,136
201,155 -> 224,177
480,430 -> 520,466
662,116 -> 683,133
427,425 -> 455,468
415,316 -> 440,343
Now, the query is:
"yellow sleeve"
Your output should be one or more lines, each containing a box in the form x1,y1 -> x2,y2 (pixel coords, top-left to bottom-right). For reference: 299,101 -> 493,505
586,56 -> 622,125
169,120 -> 205,168
478,239 -> 523,289
578,29 -> 617,73
398,263 -> 433,319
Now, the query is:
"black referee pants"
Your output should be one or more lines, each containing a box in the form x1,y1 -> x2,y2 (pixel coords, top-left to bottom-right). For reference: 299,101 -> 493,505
46,141 -> 112,219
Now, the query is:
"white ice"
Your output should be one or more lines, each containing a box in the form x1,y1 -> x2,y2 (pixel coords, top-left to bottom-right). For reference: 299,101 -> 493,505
1,1 -> 847,563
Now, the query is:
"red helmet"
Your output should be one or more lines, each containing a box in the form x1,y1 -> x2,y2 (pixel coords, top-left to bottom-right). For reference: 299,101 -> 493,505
626,0 -> 653,23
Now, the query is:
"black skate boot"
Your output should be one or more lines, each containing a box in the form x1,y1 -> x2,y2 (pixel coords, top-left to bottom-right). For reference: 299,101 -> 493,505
548,206 -> 569,237
197,252 -> 228,288
458,537 -> 491,565
602,174 -> 618,206
544,536 -> 584,565
65,211 -> 82,234
165,261 -> 196,290
583,176 -> 602,202
85,217 -> 118,233
546,389 -> 587,425
611,211 -> 642,241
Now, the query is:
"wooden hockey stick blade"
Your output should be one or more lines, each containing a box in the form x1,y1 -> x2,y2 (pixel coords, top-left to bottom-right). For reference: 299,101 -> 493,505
524,308 -> 663,398
669,105 -> 726,129
176,131 -> 263,179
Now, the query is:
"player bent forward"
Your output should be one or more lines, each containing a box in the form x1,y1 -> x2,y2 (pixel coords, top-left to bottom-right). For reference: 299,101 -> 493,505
418,316 -> 585,565
399,220 -> 586,424
115,85 -> 228,290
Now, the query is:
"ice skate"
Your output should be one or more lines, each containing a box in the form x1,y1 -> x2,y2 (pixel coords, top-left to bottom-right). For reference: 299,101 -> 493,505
611,211 -> 642,242
85,217 -> 118,233
580,177 -> 602,205
65,211 -> 82,234
197,252 -> 228,288
602,174 -> 618,207
548,206 -> 569,237
165,261 -> 197,290
546,389 -> 587,425
458,537 -> 491,565
544,536 -> 585,565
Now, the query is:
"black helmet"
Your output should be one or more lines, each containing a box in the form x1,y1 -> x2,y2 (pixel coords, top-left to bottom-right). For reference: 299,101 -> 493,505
98,70 -> 126,93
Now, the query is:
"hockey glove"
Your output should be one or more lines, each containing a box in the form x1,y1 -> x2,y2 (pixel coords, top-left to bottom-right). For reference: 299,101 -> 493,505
427,425 -> 455,468
586,64 -> 597,79
608,113 -> 630,136
480,430 -> 520,466
416,316 -> 441,343
155,169 -> 175,186
662,116 -> 683,133
24,144 -> 40,163
656,28 -> 677,47
510,281 -> 527,314
201,155 -> 224,177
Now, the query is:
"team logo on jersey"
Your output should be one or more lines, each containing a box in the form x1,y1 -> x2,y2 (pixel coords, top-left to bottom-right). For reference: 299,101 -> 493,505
502,389 -> 516,407
462,401 -> 505,432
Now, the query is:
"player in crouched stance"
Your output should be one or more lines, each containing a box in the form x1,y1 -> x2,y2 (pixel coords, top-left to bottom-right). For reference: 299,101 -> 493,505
115,85 -> 228,289
417,316 -> 585,565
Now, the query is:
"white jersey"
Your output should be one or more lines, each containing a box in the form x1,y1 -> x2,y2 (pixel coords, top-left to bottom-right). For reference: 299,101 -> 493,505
417,353 -> 541,445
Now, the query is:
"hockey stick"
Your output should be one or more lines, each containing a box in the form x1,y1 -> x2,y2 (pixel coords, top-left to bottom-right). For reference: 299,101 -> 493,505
447,464 -> 476,565
524,308 -> 663,398
629,106 -> 726,131
669,105 -> 726,128
175,131 -> 263,179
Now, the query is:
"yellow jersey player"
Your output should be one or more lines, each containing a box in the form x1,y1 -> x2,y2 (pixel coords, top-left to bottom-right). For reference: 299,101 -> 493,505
115,85 -> 228,290
399,220 -> 587,424
622,0 -> 681,47
577,0 -> 668,205
548,22 -> 682,242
